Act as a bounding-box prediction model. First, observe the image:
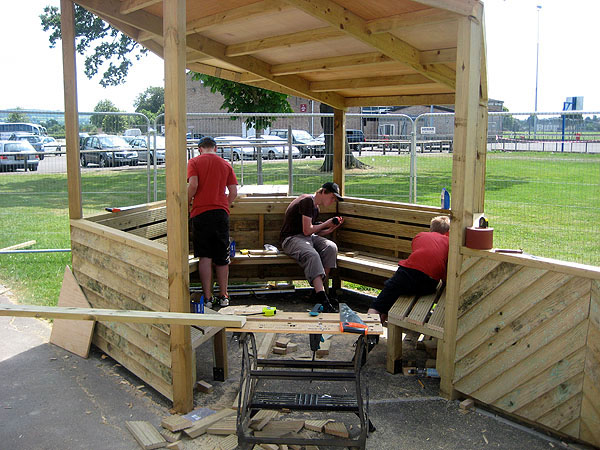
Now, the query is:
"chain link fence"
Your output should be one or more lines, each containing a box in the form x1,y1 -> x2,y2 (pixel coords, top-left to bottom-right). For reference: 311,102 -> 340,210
1,108 -> 599,266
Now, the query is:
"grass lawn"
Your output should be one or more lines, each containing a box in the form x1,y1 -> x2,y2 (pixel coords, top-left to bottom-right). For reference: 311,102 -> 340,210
0,150 -> 598,307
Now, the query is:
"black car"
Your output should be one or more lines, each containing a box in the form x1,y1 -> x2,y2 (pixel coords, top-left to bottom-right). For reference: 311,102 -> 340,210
80,135 -> 138,167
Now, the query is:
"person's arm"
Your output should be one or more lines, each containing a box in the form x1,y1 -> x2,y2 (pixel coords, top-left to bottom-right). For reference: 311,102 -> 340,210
316,217 -> 343,236
227,184 -> 238,207
187,175 -> 198,208
302,215 -> 340,236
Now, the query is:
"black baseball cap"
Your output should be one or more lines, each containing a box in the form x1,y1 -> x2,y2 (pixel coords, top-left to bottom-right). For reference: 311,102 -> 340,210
322,182 -> 344,201
198,136 -> 216,148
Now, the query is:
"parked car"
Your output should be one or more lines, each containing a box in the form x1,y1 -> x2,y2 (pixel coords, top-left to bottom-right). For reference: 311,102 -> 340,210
255,135 -> 301,159
41,136 -> 61,154
0,140 -> 39,172
346,129 -> 366,151
269,129 -> 324,157
8,132 -> 45,160
80,135 -> 138,167
214,136 -> 255,161
129,136 -> 166,164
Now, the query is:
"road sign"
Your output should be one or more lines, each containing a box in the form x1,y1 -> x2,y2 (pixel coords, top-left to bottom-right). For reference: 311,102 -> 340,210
420,126 -> 436,134
300,103 -> 307,112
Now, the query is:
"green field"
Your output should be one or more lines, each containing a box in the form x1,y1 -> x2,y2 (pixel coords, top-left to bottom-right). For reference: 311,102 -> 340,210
0,150 -> 598,307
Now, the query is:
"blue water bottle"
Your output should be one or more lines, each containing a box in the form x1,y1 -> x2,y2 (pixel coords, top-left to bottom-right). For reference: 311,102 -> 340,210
441,188 -> 450,209
229,239 -> 236,258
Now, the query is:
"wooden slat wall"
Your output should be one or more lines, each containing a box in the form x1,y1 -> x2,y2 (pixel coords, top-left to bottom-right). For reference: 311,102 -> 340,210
453,250 -> 600,447
70,219 -> 174,400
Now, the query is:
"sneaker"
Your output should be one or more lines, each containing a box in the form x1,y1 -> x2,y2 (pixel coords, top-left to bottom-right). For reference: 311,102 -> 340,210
204,297 -> 214,309
216,295 -> 230,307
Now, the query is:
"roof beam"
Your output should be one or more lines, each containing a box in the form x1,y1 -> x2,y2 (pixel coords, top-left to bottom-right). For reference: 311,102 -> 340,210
76,0 -> 163,35
310,74 -> 435,92
271,52 -> 391,76
186,34 -> 347,109
420,48 -> 457,64
225,27 -> 344,57
366,9 -> 458,34
345,93 -> 455,107
186,0 -> 291,34
119,0 -> 161,15
282,0 -> 455,89
408,0 -> 481,17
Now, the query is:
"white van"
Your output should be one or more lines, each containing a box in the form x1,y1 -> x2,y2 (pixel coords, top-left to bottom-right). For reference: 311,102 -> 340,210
124,128 -> 142,137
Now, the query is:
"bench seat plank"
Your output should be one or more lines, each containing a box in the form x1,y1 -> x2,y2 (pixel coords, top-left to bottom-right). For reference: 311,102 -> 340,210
337,254 -> 398,279
406,293 -> 437,326
388,295 -> 417,321
427,292 -> 446,333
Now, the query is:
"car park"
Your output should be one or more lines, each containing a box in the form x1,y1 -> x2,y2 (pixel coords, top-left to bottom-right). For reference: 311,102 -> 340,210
80,135 -> 138,167
129,135 -> 166,164
269,129 -> 325,157
255,135 -> 301,159
0,140 -> 39,172
214,136 -> 255,161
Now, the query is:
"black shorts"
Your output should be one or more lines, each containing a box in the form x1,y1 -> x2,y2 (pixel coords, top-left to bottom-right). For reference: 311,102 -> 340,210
191,209 -> 230,265
370,266 -> 439,315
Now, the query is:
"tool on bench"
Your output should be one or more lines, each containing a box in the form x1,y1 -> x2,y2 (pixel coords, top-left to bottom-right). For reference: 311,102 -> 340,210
339,303 -> 368,335
309,303 -> 323,316
241,306 -> 277,316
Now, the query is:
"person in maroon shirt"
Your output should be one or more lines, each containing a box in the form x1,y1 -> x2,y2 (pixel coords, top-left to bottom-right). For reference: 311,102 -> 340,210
188,137 -> 238,307
280,182 -> 344,312
368,216 -> 450,324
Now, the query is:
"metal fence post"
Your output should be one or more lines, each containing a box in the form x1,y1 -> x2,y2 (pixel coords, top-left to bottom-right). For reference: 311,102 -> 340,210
288,125 -> 293,195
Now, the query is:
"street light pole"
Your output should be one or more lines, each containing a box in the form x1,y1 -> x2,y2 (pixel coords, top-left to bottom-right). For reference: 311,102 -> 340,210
534,4 -> 542,136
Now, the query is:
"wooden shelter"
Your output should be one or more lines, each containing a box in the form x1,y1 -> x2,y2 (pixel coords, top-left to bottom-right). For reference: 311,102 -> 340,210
58,0 -> 599,447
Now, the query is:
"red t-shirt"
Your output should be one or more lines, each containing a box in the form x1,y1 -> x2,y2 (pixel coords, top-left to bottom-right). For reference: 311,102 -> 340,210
399,231 -> 449,281
187,153 -> 238,218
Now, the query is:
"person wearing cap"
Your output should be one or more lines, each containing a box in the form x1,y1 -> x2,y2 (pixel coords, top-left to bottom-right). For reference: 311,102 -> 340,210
279,182 -> 344,312
188,137 -> 238,308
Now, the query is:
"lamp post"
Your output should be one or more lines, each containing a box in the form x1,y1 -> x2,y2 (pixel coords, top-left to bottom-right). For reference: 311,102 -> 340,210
534,4 -> 542,136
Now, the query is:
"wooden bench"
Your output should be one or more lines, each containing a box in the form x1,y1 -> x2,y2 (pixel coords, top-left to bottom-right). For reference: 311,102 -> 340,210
386,285 -> 446,374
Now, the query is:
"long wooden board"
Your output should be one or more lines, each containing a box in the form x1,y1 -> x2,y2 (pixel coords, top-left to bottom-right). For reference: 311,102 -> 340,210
0,304 -> 245,327
50,266 -> 95,358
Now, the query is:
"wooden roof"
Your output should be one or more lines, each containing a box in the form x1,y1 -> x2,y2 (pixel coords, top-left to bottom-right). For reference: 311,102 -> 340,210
75,0 -> 485,110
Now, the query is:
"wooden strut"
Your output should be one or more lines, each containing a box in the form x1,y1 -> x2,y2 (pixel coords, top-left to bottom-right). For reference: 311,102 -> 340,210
0,304 -> 245,328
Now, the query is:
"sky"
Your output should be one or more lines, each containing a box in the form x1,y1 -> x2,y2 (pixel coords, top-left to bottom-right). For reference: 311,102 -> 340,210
1,0 -> 599,114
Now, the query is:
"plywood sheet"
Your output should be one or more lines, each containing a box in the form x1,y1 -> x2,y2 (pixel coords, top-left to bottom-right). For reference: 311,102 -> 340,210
49,266 -> 94,358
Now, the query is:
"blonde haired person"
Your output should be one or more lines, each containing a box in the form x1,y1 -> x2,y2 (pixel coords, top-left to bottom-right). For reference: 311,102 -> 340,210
368,216 -> 450,324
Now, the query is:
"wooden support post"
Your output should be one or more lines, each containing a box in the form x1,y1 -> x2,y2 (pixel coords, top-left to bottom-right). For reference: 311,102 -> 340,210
439,7 -> 484,400
474,18 -> 489,214
212,328 -> 228,381
164,0 -> 193,413
333,108 -> 346,195
386,323 -> 403,374
60,0 -> 82,220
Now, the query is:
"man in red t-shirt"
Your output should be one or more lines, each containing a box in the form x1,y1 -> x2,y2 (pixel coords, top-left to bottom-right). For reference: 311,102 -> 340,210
188,137 -> 238,307
368,216 -> 450,324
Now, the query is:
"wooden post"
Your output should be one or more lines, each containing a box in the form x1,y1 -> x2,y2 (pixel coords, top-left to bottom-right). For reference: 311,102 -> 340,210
474,18 -> 489,214
60,0 -> 82,220
164,0 -> 193,413
333,108 -> 346,195
439,7 -> 484,400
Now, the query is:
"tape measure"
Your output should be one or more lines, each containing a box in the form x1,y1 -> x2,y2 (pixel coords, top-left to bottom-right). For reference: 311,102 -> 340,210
262,306 -> 277,316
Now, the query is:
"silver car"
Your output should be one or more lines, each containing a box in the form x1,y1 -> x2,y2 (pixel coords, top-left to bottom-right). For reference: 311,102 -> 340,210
214,136 -> 255,161
255,135 -> 301,159
0,140 -> 40,172
129,136 -> 166,165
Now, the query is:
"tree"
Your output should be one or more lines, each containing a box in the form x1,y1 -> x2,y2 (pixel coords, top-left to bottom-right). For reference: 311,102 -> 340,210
131,86 -> 165,126
7,109 -> 30,123
319,104 -> 368,172
191,74 -> 292,133
40,5 -> 147,87
91,99 -> 129,133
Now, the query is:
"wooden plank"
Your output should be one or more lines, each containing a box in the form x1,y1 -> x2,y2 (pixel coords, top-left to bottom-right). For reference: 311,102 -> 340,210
120,0 -> 161,15
161,414 -> 193,432
217,434 -> 238,450
514,373 -> 584,421
470,321 -> 589,404
0,240 -> 36,251
427,292 -> 446,332
126,421 -> 166,449
227,320 -> 383,335
95,205 -> 167,230
60,0 -> 82,220
455,271 -> 572,361
406,293 -> 436,326
255,420 -> 305,437
456,266 -> 547,337
50,266 -> 95,358
324,421 -> 349,438
458,258 -> 502,298
184,409 -> 237,439
0,303 -> 245,327
454,277 -> 591,383
580,382 -> 600,446
337,201 -> 441,225
160,429 -> 182,443
206,415 -> 237,435
336,254 -> 397,279
226,311 -> 379,325
388,295 -> 417,322
336,230 -> 412,254
340,216 -> 425,239
366,9 -> 459,34
537,392 -> 583,431
127,221 -> 168,240
213,328 -> 228,380
249,410 -> 279,431
271,52 -> 390,76
581,284 -> 600,447
386,322 -> 403,374
559,419 -> 580,441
